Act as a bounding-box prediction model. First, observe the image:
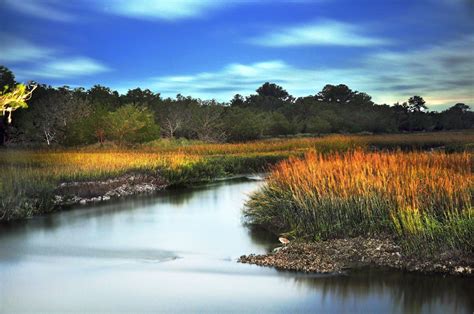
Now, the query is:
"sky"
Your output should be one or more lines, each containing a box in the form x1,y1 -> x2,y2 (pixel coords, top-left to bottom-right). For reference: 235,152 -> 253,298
0,0 -> 473,110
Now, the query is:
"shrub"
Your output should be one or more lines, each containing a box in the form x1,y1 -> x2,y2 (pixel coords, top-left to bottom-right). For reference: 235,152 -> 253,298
105,104 -> 160,144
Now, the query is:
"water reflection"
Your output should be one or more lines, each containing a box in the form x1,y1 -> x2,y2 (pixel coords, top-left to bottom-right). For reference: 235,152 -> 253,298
276,268 -> 474,314
0,180 -> 472,313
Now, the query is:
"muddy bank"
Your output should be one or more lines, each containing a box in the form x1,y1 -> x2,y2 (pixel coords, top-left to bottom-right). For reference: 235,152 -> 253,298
53,173 -> 169,206
53,173 -> 266,207
239,237 -> 473,276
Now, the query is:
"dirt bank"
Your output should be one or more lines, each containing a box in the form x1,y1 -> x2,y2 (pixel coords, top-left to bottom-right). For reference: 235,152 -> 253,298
54,172 -> 168,206
239,237 -> 473,276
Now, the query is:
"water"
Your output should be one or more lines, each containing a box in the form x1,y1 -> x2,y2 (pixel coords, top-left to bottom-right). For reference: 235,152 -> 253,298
0,179 -> 472,313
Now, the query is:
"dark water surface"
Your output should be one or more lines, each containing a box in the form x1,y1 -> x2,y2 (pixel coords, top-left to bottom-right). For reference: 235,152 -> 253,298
0,180 -> 472,313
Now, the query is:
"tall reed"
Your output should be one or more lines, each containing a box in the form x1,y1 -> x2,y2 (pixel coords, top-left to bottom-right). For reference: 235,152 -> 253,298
245,150 -> 473,253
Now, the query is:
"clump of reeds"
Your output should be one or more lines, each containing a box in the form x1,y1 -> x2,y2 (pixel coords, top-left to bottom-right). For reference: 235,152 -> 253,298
244,150 -> 473,253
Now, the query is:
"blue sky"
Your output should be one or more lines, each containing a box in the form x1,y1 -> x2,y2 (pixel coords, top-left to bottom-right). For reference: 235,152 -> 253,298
1,0 -> 473,110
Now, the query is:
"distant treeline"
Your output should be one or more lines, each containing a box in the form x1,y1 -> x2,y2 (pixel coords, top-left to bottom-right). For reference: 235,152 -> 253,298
1,66 -> 472,146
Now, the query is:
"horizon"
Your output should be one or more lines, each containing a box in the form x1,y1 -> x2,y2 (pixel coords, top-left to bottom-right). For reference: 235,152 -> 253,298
1,0 -> 473,110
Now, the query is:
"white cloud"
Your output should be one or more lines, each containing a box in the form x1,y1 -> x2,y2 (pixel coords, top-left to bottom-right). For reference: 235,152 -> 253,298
95,0 -> 232,21
18,57 -> 111,79
0,34 -> 54,63
4,0 -> 75,22
249,19 -> 391,47
3,0 -> 232,22
0,34 -> 111,80
121,35 -> 473,110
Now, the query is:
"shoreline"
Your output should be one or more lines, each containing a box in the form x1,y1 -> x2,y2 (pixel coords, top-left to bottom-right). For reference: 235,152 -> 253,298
53,173 -> 265,208
239,237 -> 473,276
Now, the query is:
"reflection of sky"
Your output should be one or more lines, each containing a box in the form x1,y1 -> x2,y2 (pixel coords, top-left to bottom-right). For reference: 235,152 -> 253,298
0,180 -> 472,313
1,0 -> 473,110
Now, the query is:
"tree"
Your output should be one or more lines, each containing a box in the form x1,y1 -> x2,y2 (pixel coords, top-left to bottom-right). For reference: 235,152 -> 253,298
190,101 -> 226,142
1,84 -> 36,123
18,87 -> 90,145
408,96 -> 427,112
317,84 -> 355,103
122,88 -> 159,106
439,103 -> 474,130
65,106 -> 109,145
222,107 -> 265,141
156,95 -> 198,138
0,82 -> 36,146
256,82 -> 292,100
263,112 -> 292,136
305,116 -> 331,134
0,66 -> 16,92
230,94 -> 245,107
448,103 -> 470,113
88,85 -> 120,109
105,105 -> 159,144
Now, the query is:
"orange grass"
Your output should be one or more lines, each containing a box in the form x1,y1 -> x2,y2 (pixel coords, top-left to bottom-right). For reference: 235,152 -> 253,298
245,150 -> 473,253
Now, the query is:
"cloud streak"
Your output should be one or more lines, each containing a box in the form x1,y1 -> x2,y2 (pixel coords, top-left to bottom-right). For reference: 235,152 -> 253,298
3,0 -> 234,22
0,34 -> 111,80
0,34 -> 54,63
4,0 -> 75,22
249,20 -> 391,47
18,57 -> 111,79
97,0 -> 232,21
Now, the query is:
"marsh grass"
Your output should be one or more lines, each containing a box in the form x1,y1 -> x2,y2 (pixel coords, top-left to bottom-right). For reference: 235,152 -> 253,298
1,131 -> 473,221
244,150 -> 473,254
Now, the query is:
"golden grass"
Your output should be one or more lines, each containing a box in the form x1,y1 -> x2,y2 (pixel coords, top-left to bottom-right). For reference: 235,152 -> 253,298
245,150 -> 473,252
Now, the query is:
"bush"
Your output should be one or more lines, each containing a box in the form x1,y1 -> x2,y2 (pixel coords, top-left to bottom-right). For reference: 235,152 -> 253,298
105,104 -> 160,144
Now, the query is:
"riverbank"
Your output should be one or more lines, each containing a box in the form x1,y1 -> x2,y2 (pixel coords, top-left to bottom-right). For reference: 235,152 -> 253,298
53,172 -> 266,207
242,148 -> 473,276
239,237 -> 474,276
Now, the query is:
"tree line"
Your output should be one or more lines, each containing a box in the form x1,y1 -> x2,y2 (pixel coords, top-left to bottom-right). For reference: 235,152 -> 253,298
1,66 -> 472,146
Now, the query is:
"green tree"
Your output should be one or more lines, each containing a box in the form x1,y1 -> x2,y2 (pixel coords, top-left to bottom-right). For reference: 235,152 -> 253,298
223,107 -> 265,141
408,96 -> 427,112
0,66 -> 16,92
305,116 -> 331,134
105,105 -> 159,144
263,112 -> 292,136
65,106 -> 109,145
256,82 -> 292,100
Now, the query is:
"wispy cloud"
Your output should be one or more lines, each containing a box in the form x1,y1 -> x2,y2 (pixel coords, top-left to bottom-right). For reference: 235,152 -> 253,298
97,0 -> 232,21
123,60 -> 314,99
2,0 -> 233,22
4,0 -> 75,22
123,35 -> 473,110
0,33 -> 111,80
0,34 -> 54,63
249,19 -> 391,47
18,57 -> 111,79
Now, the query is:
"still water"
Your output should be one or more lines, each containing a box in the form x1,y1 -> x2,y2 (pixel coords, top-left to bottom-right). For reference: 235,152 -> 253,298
0,179 -> 472,313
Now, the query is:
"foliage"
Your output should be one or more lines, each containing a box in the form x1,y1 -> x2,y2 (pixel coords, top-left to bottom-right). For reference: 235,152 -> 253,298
104,104 -> 160,144
0,65 -> 472,147
0,84 -> 36,123
222,107 -> 265,141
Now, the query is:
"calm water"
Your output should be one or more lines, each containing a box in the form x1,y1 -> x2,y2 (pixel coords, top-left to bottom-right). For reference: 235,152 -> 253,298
0,179 -> 472,313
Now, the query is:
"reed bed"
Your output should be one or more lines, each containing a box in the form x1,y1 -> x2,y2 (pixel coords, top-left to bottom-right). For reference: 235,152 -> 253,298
1,131 -> 473,221
244,150 -> 473,253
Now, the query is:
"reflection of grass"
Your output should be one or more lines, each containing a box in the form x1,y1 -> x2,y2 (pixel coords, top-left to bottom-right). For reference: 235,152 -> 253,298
1,131 -> 473,221
285,268 -> 473,314
244,149 -> 473,254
